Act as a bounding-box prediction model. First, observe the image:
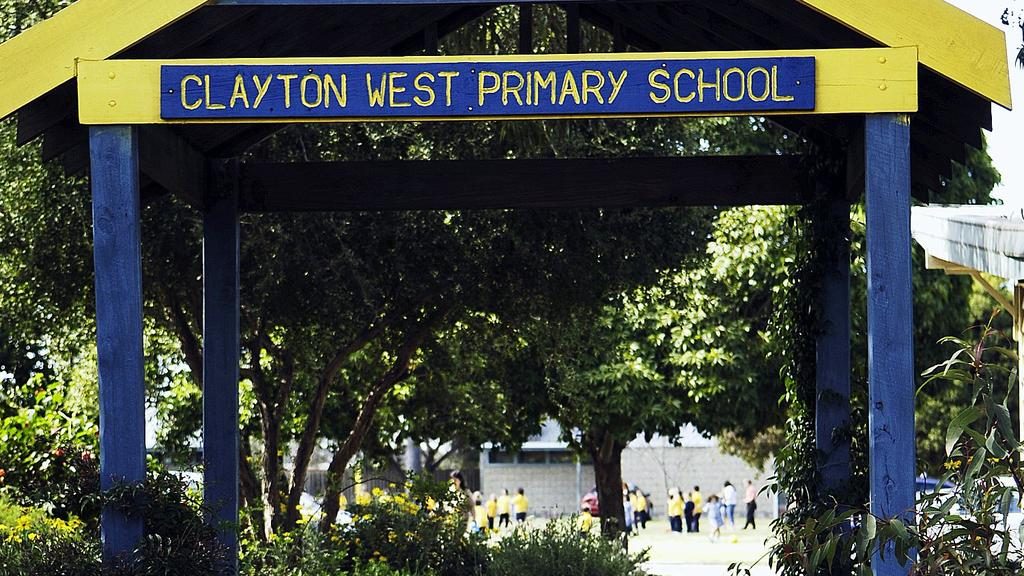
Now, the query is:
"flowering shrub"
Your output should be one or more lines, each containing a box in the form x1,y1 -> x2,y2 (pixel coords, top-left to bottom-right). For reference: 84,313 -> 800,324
0,498 -> 100,576
0,470 -> 227,576
344,478 -> 487,576
242,475 -> 488,576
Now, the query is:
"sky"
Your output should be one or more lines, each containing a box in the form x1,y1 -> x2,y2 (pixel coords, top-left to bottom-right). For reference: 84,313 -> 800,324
948,0 -> 1023,206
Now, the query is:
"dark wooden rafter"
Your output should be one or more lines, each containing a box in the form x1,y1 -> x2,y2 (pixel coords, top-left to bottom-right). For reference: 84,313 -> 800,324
424,21 -> 440,55
139,126 -> 208,208
566,3 -> 581,53
16,81 -> 76,146
237,155 -> 813,212
519,3 -> 533,54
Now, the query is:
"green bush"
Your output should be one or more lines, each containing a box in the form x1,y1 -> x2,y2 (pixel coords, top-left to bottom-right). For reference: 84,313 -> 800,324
487,518 -> 649,576
0,470 -> 227,576
0,381 -> 101,528
241,527 -> 351,576
0,498 -> 100,576
242,475 -> 487,576
104,471 -> 229,576
735,320 -> 1024,575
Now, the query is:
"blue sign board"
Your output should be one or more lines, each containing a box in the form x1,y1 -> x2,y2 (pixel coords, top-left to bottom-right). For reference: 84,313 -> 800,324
160,56 -> 815,120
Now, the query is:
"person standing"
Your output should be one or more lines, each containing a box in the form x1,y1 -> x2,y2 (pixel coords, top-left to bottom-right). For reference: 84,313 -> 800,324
743,479 -> 758,530
683,492 -> 695,533
485,493 -> 498,533
449,471 -> 475,530
722,480 -> 737,529
667,488 -> 684,533
473,492 -> 487,533
691,486 -> 703,533
497,488 -> 511,529
634,490 -> 648,530
512,487 -> 529,522
623,486 -> 635,534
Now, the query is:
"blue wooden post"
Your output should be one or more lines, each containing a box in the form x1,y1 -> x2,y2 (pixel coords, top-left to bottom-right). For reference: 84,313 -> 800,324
815,193 -> 851,496
203,162 -> 240,570
90,125 -> 146,561
864,114 -> 915,574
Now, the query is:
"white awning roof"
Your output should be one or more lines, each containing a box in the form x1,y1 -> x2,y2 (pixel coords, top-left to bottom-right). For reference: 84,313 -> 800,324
911,205 -> 1024,281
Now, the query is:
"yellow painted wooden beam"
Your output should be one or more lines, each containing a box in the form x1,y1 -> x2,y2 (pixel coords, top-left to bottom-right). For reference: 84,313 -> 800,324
77,47 -> 918,124
797,0 -> 1012,109
0,0 -> 209,121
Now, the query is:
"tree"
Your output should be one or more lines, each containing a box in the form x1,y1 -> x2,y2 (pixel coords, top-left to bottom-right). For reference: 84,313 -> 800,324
536,205 -> 802,536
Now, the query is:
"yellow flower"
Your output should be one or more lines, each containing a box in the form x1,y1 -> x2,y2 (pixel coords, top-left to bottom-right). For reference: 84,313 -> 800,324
371,487 -> 384,498
27,532 -> 38,541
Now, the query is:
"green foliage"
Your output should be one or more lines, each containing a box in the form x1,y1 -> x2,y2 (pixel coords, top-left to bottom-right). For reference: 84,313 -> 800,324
0,469 -> 226,576
487,518 -> 648,576
735,318 -> 1024,576
0,380 -> 100,526
103,471 -> 229,576
341,477 -> 487,576
242,475 -> 486,576
0,500 -> 100,576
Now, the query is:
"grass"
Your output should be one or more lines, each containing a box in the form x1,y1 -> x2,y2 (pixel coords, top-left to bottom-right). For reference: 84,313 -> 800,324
628,518 -> 774,565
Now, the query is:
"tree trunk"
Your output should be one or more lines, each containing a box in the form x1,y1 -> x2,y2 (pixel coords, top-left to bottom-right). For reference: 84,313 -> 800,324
317,373 -> 405,531
239,436 -> 261,533
283,325 -> 384,530
317,305 -> 450,532
589,430 -> 627,538
260,414 -> 283,539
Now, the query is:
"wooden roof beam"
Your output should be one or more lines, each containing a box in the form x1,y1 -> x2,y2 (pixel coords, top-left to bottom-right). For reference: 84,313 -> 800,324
0,0 -> 208,121
237,155 -> 814,212
796,0 -> 1012,108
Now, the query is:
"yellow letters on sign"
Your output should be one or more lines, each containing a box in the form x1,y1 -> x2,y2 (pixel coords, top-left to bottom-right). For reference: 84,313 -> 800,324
77,48 -> 919,125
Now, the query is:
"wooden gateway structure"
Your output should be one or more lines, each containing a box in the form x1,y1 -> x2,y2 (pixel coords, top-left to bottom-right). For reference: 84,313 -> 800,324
0,0 -> 1013,574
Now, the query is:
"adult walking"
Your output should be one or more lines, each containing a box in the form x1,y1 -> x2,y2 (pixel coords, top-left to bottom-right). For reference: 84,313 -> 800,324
722,481 -> 737,529
743,479 -> 758,530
